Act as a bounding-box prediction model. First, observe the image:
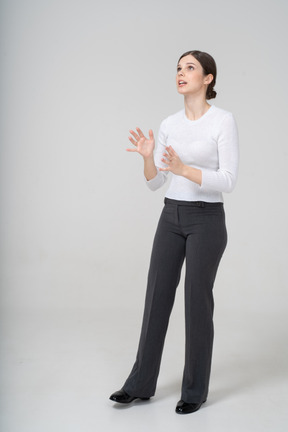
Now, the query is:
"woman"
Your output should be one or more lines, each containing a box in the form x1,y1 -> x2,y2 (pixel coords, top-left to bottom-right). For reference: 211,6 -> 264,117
109,50 -> 239,414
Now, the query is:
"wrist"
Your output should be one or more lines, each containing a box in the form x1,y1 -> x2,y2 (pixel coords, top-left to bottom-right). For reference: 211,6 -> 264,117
181,165 -> 202,186
181,164 -> 189,177
143,153 -> 154,163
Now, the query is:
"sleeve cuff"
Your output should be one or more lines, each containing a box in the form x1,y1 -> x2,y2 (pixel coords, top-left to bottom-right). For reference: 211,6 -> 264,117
145,170 -> 168,191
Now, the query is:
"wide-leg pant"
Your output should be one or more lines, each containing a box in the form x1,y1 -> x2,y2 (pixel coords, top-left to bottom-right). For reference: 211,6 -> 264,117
122,198 -> 227,403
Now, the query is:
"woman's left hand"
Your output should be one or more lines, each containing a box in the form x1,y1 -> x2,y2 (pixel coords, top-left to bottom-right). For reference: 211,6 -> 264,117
159,146 -> 185,176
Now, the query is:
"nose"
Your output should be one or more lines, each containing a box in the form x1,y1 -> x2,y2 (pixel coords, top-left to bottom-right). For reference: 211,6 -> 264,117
178,69 -> 184,77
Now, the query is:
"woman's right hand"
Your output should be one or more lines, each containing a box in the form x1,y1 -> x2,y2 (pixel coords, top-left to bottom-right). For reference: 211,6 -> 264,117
126,127 -> 155,159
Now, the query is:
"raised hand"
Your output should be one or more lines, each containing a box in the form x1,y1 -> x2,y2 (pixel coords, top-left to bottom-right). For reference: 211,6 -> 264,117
127,127 -> 155,159
160,146 -> 185,176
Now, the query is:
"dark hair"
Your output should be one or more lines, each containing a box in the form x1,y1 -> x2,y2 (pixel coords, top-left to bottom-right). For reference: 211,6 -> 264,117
178,50 -> 217,100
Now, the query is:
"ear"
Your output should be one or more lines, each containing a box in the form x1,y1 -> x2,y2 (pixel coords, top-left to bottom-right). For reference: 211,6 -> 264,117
204,74 -> 213,85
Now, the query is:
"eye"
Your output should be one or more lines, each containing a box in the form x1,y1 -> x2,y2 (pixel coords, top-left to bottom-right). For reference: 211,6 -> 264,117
177,66 -> 181,72
188,66 -> 194,70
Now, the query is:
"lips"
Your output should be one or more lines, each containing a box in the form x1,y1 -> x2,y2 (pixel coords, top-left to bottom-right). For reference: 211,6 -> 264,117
178,80 -> 187,86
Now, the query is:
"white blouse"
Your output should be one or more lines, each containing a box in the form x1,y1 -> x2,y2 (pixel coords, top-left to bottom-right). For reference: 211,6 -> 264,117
146,105 -> 239,203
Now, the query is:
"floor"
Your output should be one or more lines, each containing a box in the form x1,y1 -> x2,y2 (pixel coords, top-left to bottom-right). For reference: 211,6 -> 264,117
1,306 -> 287,432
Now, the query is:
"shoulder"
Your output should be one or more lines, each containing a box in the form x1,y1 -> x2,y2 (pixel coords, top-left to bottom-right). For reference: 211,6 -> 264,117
210,106 -> 238,134
210,106 -> 238,146
210,105 -> 235,121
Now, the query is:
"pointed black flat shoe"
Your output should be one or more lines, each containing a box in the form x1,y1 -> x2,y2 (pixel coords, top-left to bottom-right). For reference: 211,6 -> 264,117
175,399 -> 206,414
109,389 -> 150,404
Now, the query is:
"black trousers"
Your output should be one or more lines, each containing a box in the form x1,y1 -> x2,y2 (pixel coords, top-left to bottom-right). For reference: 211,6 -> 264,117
123,198 -> 227,403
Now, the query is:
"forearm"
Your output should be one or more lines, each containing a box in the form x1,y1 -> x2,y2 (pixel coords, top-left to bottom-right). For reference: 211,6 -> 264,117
181,165 -> 202,186
144,155 -> 158,181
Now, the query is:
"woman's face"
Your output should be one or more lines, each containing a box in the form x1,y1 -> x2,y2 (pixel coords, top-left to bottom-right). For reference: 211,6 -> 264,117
176,55 -> 212,97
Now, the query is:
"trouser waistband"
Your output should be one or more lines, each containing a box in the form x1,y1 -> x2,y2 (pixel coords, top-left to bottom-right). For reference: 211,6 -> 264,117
164,198 -> 223,208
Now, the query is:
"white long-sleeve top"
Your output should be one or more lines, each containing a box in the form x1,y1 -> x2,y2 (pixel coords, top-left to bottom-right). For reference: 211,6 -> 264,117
146,105 -> 239,202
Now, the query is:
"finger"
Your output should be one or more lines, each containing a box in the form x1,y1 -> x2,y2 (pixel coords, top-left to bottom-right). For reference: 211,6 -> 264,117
165,146 -> 172,157
128,136 -> 137,146
126,148 -> 138,153
159,167 -> 170,172
136,127 -> 145,138
168,146 -> 177,156
129,130 -> 140,140
163,153 -> 173,163
161,157 -> 169,165
148,129 -> 154,140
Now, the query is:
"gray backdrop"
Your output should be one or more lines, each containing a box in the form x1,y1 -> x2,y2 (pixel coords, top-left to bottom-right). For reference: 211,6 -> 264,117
1,0 -> 287,349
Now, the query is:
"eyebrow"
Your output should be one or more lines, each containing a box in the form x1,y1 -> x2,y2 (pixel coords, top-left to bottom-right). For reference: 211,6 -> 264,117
177,62 -> 196,67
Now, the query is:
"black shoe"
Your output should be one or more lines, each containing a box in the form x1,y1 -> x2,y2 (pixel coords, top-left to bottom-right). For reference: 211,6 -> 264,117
109,389 -> 150,404
175,399 -> 206,414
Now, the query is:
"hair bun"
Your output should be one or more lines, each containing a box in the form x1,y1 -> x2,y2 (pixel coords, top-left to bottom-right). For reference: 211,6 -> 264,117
207,88 -> 217,100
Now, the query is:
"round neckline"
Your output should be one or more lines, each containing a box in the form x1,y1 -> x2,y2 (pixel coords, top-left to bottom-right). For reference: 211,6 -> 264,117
183,104 -> 215,124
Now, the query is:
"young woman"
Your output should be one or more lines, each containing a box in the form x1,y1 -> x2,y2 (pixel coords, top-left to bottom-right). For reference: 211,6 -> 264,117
109,50 -> 239,414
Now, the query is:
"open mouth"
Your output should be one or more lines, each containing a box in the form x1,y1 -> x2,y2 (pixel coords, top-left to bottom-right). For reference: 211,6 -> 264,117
178,80 -> 187,86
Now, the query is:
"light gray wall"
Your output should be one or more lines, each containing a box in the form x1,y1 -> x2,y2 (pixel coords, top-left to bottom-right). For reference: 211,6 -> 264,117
1,0 -> 287,316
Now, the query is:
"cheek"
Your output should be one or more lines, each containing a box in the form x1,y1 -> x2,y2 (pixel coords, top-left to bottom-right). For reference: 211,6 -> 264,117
194,73 -> 204,83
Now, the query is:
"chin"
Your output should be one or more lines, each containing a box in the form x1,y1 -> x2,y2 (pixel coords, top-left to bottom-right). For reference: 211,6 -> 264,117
177,87 -> 187,94
178,89 -> 190,96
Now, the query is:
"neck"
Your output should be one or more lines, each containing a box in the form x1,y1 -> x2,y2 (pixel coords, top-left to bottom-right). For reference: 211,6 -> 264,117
184,94 -> 211,121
